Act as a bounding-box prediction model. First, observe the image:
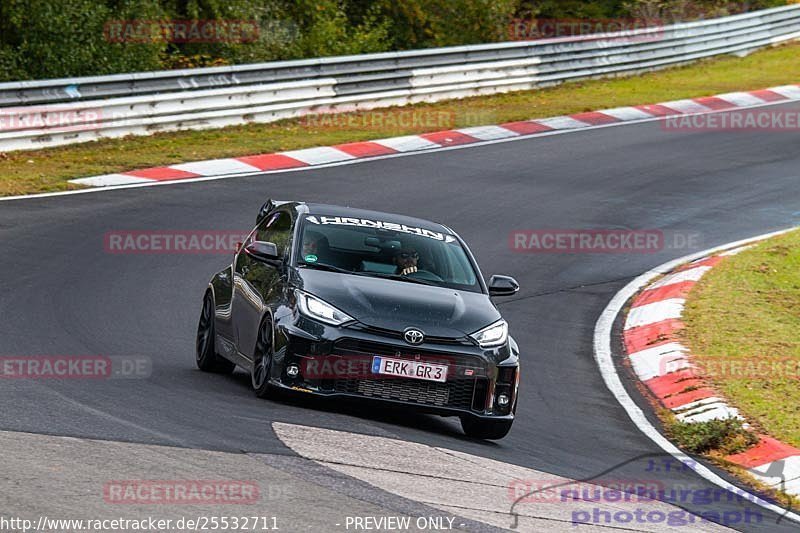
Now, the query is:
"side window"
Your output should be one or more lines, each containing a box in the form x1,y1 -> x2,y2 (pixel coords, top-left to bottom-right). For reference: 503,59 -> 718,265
255,211 -> 293,259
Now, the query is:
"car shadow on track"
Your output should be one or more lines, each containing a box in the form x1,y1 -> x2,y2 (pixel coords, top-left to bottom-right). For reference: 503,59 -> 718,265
219,368 -> 500,446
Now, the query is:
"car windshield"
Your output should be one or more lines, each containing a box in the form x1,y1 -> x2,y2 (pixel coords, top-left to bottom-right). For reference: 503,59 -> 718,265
296,215 -> 481,292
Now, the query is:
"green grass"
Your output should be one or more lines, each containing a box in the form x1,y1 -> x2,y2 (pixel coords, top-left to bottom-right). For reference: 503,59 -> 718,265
4,40 -> 800,196
668,417 -> 758,455
682,229 -> 800,448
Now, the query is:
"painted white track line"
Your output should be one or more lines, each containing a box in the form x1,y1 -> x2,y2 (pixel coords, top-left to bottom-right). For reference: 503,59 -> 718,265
593,227 -> 800,525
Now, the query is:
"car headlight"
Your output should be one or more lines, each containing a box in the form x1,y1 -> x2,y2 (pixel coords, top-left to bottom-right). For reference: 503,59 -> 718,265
470,320 -> 508,348
295,290 -> 354,326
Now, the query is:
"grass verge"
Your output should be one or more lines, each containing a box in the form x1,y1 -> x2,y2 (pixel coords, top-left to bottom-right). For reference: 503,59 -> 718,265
682,229 -> 800,449
663,410 -> 796,510
3,41 -> 800,196
667,417 -> 758,455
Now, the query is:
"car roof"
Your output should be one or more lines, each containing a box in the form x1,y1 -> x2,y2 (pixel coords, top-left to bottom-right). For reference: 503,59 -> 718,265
301,202 -> 453,235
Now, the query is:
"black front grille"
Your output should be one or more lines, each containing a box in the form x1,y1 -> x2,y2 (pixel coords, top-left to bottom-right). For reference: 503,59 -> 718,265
345,324 -> 474,346
334,338 -> 479,361
333,377 -> 482,409
335,338 -> 416,357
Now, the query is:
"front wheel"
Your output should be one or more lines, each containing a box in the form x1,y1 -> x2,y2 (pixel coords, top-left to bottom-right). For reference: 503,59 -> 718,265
251,319 -> 275,399
196,292 -> 235,374
460,416 -> 513,440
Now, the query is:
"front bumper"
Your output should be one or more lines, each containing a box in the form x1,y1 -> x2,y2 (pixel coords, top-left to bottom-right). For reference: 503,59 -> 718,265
271,314 -> 519,419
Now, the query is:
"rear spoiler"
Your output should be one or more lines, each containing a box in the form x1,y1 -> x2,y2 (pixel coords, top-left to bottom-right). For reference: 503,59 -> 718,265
256,199 -> 293,225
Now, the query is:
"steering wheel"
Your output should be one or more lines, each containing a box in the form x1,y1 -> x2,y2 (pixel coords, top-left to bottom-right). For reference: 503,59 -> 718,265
407,269 -> 443,282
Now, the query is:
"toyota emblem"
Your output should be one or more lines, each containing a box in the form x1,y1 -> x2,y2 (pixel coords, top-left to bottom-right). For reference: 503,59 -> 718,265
403,328 -> 425,345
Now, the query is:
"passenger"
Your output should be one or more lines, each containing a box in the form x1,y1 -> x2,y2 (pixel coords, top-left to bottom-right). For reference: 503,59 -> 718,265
302,231 -> 325,258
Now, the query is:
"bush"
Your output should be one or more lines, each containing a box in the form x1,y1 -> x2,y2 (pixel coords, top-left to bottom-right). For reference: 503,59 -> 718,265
0,45 -> 26,82
281,0 -> 390,58
156,0 -> 294,65
0,0 -> 789,81
669,417 -> 758,455
376,0 -> 520,49
518,0 -> 625,19
622,0 -> 789,22
0,0 -> 166,81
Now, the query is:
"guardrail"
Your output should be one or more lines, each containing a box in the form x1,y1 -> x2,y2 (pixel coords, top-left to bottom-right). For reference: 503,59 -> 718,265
1,5 -> 799,152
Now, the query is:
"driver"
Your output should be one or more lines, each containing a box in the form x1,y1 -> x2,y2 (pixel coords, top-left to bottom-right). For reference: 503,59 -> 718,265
393,248 -> 419,276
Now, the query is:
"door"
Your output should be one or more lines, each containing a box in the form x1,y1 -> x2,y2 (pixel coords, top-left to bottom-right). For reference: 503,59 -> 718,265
232,210 -> 294,359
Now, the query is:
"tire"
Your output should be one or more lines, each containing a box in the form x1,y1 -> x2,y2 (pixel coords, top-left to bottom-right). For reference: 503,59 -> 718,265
196,292 -> 235,374
460,416 -> 513,440
251,319 -> 275,399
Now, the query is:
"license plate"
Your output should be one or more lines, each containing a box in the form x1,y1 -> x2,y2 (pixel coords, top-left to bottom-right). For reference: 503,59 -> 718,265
371,356 -> 448,383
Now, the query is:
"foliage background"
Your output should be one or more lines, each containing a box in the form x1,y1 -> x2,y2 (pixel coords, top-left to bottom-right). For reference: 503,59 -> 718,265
0,0 -> 789,81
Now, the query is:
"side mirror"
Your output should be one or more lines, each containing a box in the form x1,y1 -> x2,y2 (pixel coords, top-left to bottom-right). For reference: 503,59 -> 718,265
244,241 -> 279,263
488,275 -> 519,297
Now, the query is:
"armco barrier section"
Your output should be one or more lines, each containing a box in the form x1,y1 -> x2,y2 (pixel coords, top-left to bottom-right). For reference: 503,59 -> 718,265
1,5 -> 799,151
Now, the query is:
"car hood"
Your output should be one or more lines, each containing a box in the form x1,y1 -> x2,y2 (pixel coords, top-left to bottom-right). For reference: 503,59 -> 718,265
296,269 -> 501,338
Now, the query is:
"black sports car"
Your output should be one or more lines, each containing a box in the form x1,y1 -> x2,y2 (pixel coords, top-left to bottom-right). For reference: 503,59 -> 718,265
196,200 -> 520,439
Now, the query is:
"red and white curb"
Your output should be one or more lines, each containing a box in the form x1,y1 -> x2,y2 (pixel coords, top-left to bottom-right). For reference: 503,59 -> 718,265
70,84 -> 800,188
622,240 -> 800,498
594,229 -> 800,525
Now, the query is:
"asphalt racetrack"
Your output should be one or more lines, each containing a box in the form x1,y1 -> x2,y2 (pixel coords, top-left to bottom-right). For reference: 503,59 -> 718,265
2,102 -> 800,531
